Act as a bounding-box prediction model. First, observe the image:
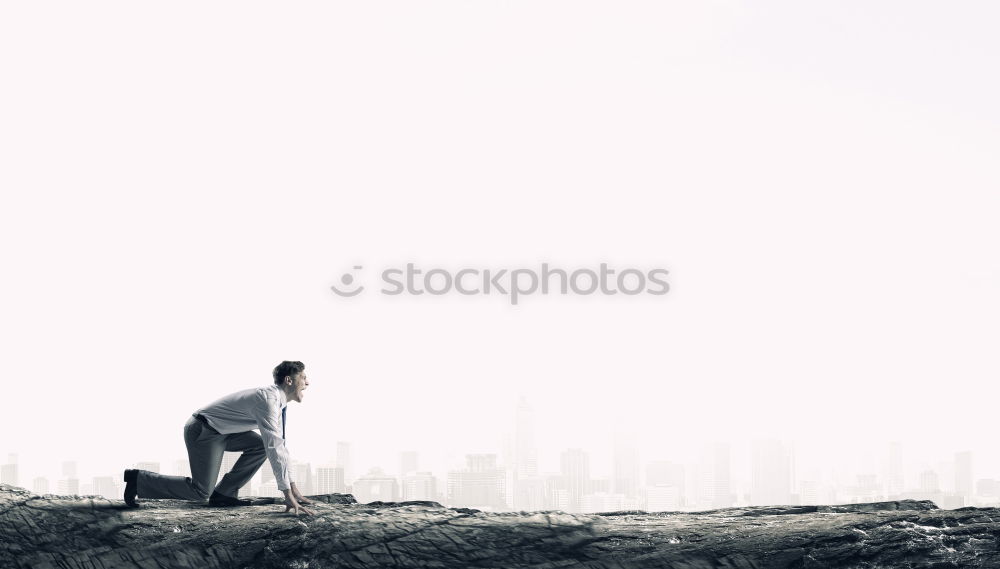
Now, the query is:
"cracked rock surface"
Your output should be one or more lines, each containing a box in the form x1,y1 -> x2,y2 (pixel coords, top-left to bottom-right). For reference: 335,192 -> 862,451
3,484 -> 999,568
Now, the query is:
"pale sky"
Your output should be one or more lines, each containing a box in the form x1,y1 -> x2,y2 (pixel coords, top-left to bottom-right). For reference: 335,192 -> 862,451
1,1 -> 998,487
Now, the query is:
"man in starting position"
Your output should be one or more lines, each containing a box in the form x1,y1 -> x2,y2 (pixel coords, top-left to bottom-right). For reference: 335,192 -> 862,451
123,360 -> 315,516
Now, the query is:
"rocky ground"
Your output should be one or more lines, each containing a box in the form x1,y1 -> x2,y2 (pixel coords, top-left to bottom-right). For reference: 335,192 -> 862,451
3,483 -> 1000,568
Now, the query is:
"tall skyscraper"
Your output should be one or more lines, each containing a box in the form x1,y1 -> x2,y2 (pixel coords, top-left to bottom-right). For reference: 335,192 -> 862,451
515,397 -> 538,479
59,461 -> 79,496
698,442 -> 733,508
887,442 -> 904,497
399,451 -> 419,478
291,462 -> 313,495
920,469 -> 941,492
336,441 -> 352,484
560,448 -> 590,513
751,440 -> 792,506
512,397 -> 539,510
613,434 -> 639,499
955,451 -> 974,499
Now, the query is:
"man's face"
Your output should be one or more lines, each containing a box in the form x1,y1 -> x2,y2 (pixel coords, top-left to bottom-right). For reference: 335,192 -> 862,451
286,372 -> 309,403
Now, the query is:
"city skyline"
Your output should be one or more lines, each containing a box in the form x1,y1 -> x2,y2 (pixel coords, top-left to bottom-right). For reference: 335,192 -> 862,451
4,441 -> 996,514
5,397 -> 1000,513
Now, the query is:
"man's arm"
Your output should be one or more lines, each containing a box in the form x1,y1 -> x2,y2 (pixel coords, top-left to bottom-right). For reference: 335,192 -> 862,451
252,393 -> 313,516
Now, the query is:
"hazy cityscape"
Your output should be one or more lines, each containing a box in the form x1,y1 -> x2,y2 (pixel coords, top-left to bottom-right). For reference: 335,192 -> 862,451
3,398 -> 999,513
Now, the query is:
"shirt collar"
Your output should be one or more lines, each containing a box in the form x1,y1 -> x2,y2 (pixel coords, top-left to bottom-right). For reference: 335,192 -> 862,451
272,384 -> 288,408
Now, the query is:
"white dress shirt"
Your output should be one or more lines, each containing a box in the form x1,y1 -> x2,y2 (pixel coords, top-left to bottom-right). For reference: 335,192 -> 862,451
195,384 -> 293,491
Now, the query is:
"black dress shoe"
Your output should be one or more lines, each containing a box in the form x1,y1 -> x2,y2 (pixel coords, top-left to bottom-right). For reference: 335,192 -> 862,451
123,469 -> 139,507
208,490 -> 252,507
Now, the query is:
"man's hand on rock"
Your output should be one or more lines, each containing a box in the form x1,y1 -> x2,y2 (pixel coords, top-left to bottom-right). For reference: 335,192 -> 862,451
282,489 -> 315,516
290,482 -> 313,505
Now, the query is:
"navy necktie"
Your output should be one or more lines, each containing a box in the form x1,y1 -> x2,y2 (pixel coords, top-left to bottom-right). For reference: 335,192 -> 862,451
282,406 -> 287,439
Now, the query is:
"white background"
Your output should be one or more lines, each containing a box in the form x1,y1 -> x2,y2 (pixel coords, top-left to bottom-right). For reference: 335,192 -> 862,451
2,1 -> 998,490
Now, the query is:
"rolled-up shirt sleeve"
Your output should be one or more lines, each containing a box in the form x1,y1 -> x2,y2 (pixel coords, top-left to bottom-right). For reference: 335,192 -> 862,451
253,390 -> 293,491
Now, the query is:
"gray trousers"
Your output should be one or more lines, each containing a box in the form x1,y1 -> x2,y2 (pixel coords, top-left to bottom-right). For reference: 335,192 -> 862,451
136,414 -> 267,501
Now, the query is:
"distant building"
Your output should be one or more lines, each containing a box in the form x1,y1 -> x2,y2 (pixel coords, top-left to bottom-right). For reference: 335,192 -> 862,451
291,462 -> 313,495
977,479 -> 1000,498
2,454 -> 19,487
93,477 -> 117,499
797,479 -> 824,506
646,461 -> 685,509
698,443 -> 733,508
202,452 -> 254,494
353,468 -> 399,503
751,440 -> 792,506
843,474 -> 881,504
448,454 -> 507,510
257,481 -> 281,497
543,475 -> 569,511
218,453 -> 239,482
613,434 -> 639,500
941,494 -> 966,509
560,449 -> 589,513
512,397 -> 539,510
399,451 -> 419,479
58,478 -> 79,495
33,477 -> 49,495
336,442 -> 352,485
588,477 -> 611,495
402,472 -> 437,501
316,467 -> 345,494
515,397 -> 538,479
920,470 -> 940,493
887,442 -> 904,496
955,452 -> 973,499
647,461 -> 684,488
513,476 -> 545,511
645,485 -> 682,511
